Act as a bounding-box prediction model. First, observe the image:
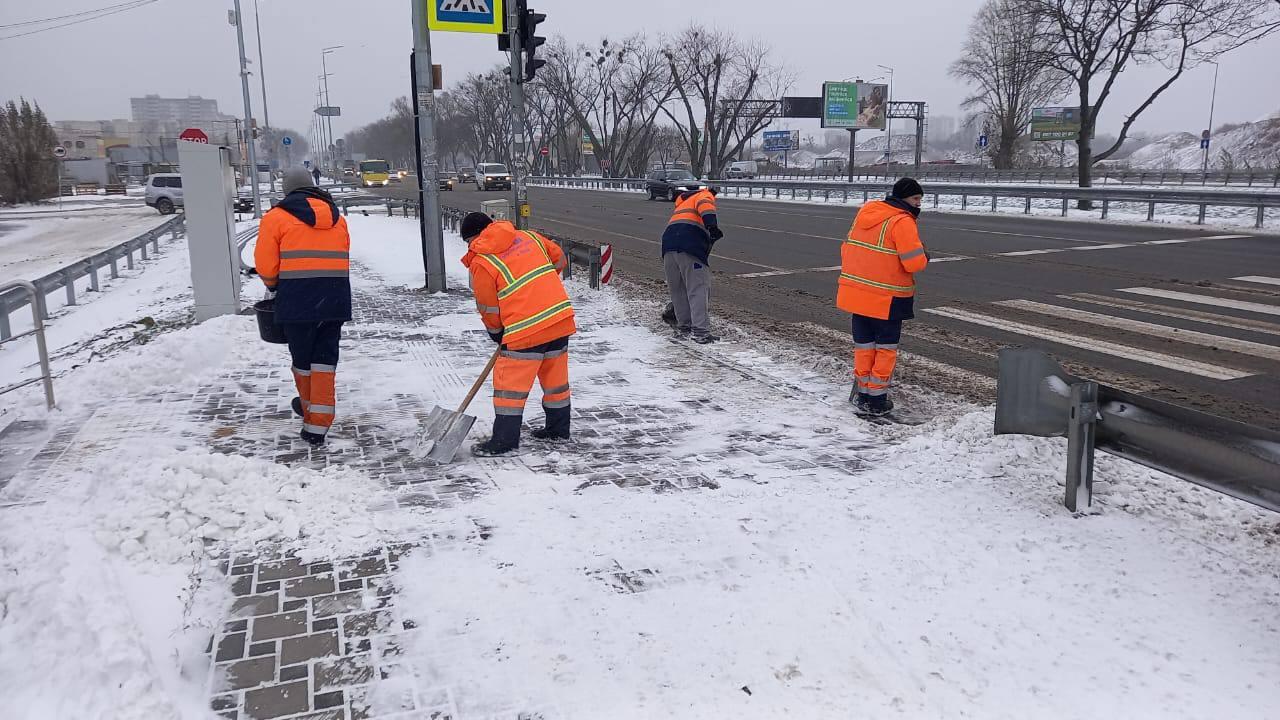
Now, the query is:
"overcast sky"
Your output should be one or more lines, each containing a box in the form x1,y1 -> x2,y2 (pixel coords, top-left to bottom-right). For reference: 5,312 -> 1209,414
4,0 -> 1278,144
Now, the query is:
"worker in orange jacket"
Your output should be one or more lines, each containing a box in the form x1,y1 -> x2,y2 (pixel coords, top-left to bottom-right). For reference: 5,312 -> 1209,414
836,178 -> 929,416
460,212 -> 576,456
255,167 -> 352,446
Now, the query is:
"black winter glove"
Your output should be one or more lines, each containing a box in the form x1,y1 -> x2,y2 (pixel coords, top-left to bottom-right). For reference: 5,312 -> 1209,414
488,329 -> 504,344
709,227 -> 724,242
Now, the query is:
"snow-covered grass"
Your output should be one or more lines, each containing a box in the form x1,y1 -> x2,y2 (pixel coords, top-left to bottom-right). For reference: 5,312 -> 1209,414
0,212 -> 1276,718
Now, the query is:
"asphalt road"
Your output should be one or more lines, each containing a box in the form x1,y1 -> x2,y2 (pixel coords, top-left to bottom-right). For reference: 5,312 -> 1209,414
382,181 -> 1280,429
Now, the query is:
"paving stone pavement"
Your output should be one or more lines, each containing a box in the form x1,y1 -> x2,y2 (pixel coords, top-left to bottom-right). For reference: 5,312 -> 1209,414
3,260 -> 883,719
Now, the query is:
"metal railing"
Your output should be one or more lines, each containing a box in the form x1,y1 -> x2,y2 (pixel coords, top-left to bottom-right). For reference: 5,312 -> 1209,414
0,280 -> 55,409
528,176 -> 1280,228
0,215 -> 185,341
742,166 -> 1280,187
438,205 -> 605,288
995,349 -> 1280,513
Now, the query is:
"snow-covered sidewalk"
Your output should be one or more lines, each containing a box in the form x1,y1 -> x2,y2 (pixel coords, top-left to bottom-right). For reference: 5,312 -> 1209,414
0,214 -> 1276,719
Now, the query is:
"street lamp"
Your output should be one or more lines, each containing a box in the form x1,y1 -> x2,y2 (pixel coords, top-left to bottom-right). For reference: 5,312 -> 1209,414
877,64 -> 895,167
321,46 -> 343,175
1202,60 -> 1219,184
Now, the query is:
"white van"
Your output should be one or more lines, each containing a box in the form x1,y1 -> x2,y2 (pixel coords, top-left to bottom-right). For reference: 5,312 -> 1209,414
726,160 -> 757,179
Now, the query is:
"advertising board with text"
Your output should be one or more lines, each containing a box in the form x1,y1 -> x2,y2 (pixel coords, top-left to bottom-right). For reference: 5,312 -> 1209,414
1031,107 -> 1092,141
763,130 -> 794,152
821,82 -> 888,130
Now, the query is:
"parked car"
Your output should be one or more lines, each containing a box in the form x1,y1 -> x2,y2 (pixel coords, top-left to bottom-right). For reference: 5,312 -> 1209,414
144,173 -> 184,214
145,173 -> 254,215
457,167 -> 476,183
645,169 -> 704,201
437,172 -> 455,191
476,163 -> 512,191
725,160 -> 757,179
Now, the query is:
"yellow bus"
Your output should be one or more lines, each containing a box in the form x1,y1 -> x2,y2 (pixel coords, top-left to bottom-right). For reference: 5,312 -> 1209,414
358,159 -> 391,188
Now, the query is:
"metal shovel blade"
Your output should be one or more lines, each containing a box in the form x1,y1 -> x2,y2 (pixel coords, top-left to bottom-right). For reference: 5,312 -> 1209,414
412,405 -> 477,463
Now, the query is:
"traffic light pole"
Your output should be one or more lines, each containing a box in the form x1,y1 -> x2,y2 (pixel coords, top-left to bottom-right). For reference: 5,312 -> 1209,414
507,3 -> 530,230
232,0 -> 262,219
410,0 -> 446,292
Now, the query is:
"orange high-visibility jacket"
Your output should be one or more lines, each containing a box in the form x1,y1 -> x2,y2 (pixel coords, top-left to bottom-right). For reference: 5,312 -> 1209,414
836,200 -> 928,320
463,221 -> 576,350
254,189 -> 352,323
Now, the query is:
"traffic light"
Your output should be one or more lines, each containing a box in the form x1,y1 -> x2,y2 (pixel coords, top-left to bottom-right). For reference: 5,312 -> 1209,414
520,5 -> 547,81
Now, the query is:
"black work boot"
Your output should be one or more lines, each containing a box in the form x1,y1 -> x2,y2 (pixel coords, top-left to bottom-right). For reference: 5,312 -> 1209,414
532,405 -> 571,441
300,429 -> 326,446
868,395 -> 894,416
291,397 -> 304,417
472,414 -> 522,456
692,330 -> 720,344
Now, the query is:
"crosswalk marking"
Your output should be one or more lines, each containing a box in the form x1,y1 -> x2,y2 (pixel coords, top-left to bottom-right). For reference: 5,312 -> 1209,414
737,265 -> 841,278
996,299 -> 1280,361
1067,243 -> 1132,251
998,249 -> 1063,256
1233,276 -> 1280,287
923,307 -> 1254,380
1065,293 -> 1280,337
1117,287 -> 1280,316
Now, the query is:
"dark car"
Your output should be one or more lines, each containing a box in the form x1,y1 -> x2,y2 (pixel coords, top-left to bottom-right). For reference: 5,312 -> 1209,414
458,167 -> 476,183
437,172 -> 455,191
645,169 -> 703,201
233,196 -> 254,213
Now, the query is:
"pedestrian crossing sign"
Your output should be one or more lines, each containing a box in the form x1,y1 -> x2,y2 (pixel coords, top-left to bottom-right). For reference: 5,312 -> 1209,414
427,0 -> 505,34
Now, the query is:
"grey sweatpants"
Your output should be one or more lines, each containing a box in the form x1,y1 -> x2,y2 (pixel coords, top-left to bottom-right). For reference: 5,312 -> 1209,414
663,251 -> 711,334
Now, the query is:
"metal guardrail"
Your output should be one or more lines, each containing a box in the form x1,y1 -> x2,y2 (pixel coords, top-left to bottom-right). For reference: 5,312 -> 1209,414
528,176 -> 1280,228
746,167 -> 1280,187
0,214 -> 185,341
995,348 -> 1280,513
438,205 -> 605,288
0,280 -> 55,409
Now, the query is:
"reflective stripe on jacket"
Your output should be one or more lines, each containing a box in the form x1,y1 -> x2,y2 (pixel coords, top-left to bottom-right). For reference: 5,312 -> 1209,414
255,188 -> 352,323
661,189 -> 719,264
835,200 -> 928,320
463,221 -> 576,350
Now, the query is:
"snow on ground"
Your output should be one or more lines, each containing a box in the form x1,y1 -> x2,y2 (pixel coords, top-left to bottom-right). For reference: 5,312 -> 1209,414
0,213 -> 1277,718
0,205 -> 170,282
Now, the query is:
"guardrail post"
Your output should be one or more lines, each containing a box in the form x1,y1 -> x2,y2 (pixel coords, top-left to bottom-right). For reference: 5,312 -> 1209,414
109,251 -> 119,279
0,307 -> 9,341
990,195 -> 997,212
151,233 -> 160,253
63,270 -> 77,306
1024,197 -> 1032,214
1257,206 -> 1266,229
139,240 -> 149,261
1061,198 -> 1068,217
589,247 -> 602,290
1197,204 -> 1207,225
1101,199 -> 1109,219
88,262 -> 100,293
961,193 -> 968,210
1147,201 -> 1156,222
1064,381 -> 1099,512
126,248 -> 135,271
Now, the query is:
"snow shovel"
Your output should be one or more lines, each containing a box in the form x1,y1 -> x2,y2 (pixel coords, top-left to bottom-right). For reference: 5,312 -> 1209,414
414,345 -> 502,463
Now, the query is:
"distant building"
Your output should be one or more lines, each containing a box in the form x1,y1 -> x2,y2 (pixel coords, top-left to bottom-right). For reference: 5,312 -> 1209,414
930,114 -> 957,142
130,94 -> 228,127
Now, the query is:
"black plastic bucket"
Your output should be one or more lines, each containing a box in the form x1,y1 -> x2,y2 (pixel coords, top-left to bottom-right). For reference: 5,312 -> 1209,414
254,299 -> 289,344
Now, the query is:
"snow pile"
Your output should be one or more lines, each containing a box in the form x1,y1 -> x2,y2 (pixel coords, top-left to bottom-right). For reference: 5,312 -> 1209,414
1125,115 -> 1280,171
85,446 -> 408,565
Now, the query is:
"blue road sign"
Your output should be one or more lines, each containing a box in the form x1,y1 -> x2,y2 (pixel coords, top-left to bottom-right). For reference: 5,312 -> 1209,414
979,135 -> 988,148
282,136 -> 292,146
304,160 -> 311,168
1201,137 -> 1210,150
763,130 -> 793,152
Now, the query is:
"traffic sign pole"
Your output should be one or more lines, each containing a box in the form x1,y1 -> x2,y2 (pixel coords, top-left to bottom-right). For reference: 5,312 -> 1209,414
411,2 -> 447,293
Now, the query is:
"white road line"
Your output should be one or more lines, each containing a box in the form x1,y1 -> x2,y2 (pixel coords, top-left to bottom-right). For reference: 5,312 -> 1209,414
930,256 -> 973,262
1067,243 -> 1132,251
1142,239 -> 1193,245
931,226 -> 1107,244
729,223 -> 842,242
737,266 -> 842,279
1066,293 -> 1280,337
997,299 -> 1280,361
1190,235 -> 1252,241
1233,276 -> 1280,287
998,249 -> 1067,256
923,307 -> 1254,380
1117,287 -> 1280,317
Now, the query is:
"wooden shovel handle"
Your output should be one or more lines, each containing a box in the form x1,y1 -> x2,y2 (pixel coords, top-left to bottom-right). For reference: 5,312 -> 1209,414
455,345 -> 503,414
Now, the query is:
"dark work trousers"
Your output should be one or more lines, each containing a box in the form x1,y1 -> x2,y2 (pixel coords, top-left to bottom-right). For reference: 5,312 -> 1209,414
283,322 -> 343,437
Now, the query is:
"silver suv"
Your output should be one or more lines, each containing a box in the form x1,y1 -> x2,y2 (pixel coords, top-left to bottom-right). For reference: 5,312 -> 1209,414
144,173 -> 184,214
476,163 -> 512,191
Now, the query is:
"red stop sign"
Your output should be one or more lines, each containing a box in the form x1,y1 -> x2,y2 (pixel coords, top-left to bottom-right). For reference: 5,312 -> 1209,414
179,128 -> 209,143
540,147 -> 550,156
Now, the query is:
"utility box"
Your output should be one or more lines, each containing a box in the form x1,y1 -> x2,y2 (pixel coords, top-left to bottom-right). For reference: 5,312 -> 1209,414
178,141 -> 242,322
480,199 -> 511,221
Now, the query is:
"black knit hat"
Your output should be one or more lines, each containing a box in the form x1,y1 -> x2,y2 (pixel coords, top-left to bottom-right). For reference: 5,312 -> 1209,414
891,177 -> 925,200
460,212 -> 493,241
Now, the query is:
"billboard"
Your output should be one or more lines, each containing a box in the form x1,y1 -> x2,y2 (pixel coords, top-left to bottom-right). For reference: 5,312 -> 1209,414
763,130 -> 794,152
822,82 -> 888,130
781,96 -> 823,119
1031,107 -> 1089,141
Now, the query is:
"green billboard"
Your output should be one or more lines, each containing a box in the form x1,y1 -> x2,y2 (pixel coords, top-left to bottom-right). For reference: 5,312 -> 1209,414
822,82 -> 888,130
1031,107 -> 1089,141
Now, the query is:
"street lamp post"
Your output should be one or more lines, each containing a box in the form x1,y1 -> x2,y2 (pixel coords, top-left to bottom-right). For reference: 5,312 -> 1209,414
231,0 -> 262,218
877,64 -> 895,171
1202,60 -> 1219,185
252,0 -> 275,191
321,46 -> 342,176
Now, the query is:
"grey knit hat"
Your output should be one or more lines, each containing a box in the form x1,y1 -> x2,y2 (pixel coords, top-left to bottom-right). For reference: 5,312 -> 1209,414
282,167 -> 316,194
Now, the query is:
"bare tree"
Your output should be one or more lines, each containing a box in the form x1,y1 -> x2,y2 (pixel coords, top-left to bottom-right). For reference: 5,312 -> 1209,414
1023,0 -> 1280,192
950,0 -> 1068,169
660,25 -> 794,178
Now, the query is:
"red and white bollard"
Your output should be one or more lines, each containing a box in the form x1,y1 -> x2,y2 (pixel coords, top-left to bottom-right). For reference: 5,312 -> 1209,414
600,244 -> 614,285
